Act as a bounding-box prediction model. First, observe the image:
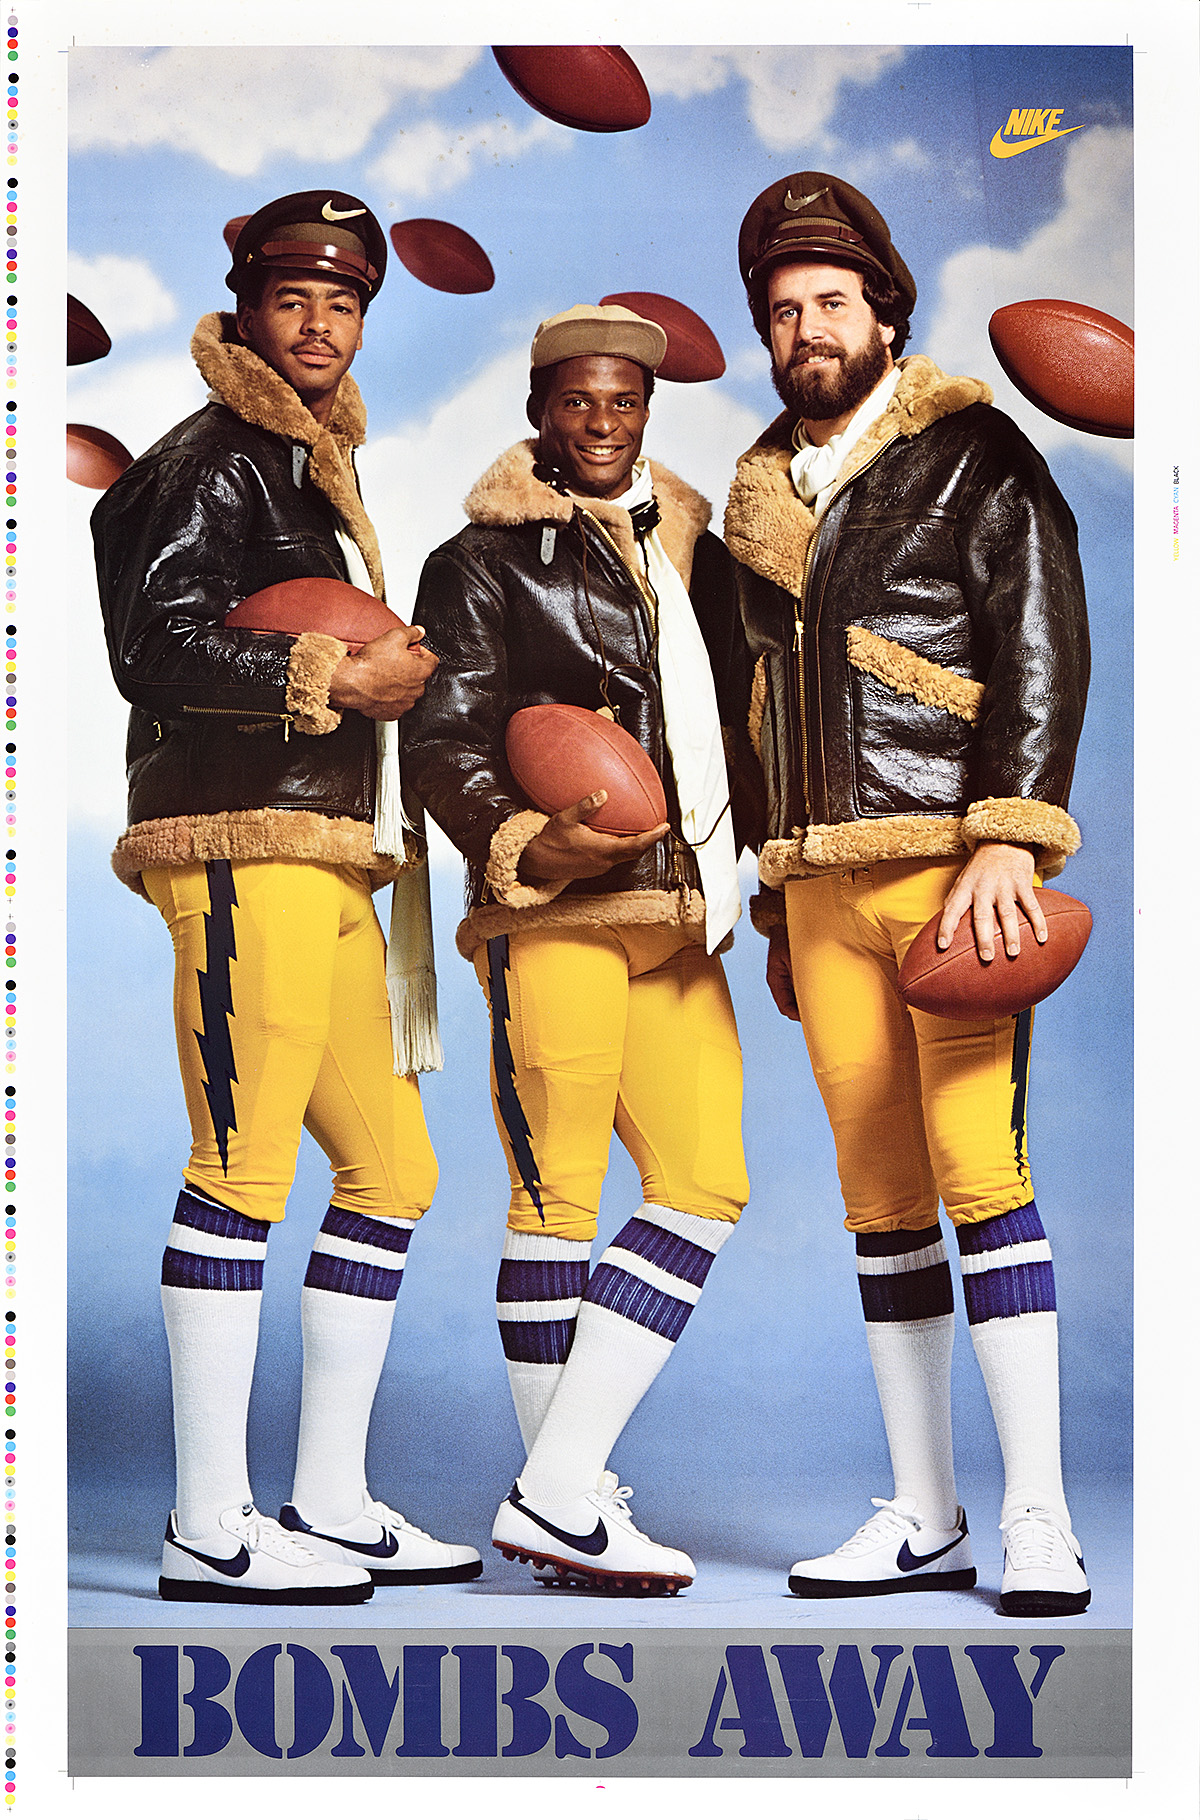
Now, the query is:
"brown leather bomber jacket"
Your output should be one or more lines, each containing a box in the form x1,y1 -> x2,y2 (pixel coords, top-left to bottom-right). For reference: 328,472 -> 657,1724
724,358 -> 1090,906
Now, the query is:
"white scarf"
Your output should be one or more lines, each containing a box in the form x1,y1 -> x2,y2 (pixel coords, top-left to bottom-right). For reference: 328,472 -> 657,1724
790,364 -> 901,517
604,460 -> 741,952
334,524 -> 443,1076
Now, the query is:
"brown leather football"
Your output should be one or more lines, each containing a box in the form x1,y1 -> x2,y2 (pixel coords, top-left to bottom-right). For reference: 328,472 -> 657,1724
224,577 -> 403,652
67,423 -> 133,490
898,887 -> 1092,1020
988,300 -> 1133,438
505,703 -> 667,835
599,291 -> 726,383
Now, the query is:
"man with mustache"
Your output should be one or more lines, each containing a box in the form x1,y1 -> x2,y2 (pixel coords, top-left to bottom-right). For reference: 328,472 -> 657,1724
92,191 -> 479,1602
725,174 -> 1091,1615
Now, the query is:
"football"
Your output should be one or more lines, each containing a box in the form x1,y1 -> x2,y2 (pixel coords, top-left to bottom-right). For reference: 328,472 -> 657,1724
224,577 -> 404,652
492,46 -> 651,133
599,291 -> 726,383
67,295 -> 112,366
223,215 -> 251,254
897,887 -> 1092,1021
505,703 -> 668,835
988,299 -> 1134,438
66,423 -> 133,490
389,219 -> 495,295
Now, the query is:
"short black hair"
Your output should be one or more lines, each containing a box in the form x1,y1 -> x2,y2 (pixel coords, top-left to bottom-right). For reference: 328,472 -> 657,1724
749,258 -> 910,358
233,264 -> 371,315
526,359 -> 655,427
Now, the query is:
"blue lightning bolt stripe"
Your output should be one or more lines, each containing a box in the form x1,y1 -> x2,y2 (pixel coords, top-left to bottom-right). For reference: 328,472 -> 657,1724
1009,1007 -> 1033,1185
194,859 -> 239,1172
486,936 -> 545,1223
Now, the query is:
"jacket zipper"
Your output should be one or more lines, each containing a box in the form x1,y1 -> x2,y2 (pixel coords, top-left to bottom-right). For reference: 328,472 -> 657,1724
172,705 -> 294,741
793,434 -> 897,825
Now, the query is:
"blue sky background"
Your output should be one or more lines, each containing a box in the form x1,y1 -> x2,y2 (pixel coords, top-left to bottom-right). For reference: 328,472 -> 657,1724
63,42 -> 1133,1593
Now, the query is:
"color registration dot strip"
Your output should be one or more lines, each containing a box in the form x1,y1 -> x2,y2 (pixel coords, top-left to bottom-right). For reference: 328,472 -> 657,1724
4,10 -> 12,1807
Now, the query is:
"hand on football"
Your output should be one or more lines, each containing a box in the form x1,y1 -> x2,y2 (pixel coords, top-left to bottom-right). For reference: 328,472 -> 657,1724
329,625 -> 438,719
518,791 -> 668,883
937,841 -> 1046,962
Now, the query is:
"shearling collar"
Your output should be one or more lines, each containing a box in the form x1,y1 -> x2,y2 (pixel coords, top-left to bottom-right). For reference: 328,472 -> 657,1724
463,440 -> 712,590
190,311 -> 384,598
724,355 -> 992,595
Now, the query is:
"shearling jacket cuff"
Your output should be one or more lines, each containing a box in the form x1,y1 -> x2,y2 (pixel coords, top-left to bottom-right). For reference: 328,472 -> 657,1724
962,796 -> 1081,867
749,888 -> 787,936
485,810 -> 572,908
286,631 -> 348,735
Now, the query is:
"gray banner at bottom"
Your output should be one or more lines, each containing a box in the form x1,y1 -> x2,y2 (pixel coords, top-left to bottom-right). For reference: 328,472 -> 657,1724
68,1626 -> 1131,1778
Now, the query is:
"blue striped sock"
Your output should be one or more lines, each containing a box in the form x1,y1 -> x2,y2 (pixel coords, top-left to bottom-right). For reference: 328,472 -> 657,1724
855,1224 -> 954,1322
956,1202 -> 1056,1325
496,1231 -> 592,1450
302,1204 -> 413,1302
161,1184 -> 269,1292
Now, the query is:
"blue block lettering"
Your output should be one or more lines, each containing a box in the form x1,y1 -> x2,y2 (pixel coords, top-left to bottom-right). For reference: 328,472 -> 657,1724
501,1645 -> 552,1758
182,1645 -> 233,1759
965,1644 -> 1064,1757
553,1643 -> 638,1760
453,1646 -> 498,1758
133,1645 -> 179,1758
285,1646 -> 335,1759
234,1645 -> 283,1759
395,1645 -> 449,1757
329,1645 -> 400,1758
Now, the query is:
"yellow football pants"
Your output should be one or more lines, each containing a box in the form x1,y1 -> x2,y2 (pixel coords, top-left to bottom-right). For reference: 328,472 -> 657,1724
785,858 -> 1035,1234
475,924 -> 748,1241
144,859 -> 438,1225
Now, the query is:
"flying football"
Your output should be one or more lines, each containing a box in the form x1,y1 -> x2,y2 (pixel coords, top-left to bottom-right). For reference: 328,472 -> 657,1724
897,887 -> 1092,1021
599,291 -> 726,383
67,295 -> 111,366
223,215 -> 251,254
505,703 -> 668,835
389,220 -> 495,295
988,299 -> 1134,438
66,423 -> 133,490
492,46 -> 651,133
224,577 -> 404,652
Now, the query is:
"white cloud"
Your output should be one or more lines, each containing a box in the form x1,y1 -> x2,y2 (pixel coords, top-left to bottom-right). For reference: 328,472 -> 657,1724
926,127 -> 1134,467
67,253 -> 177,342
369,113 -> 567,202
67,353 -> 208,466
69,46 -> 481,178
632,45 -> 905,151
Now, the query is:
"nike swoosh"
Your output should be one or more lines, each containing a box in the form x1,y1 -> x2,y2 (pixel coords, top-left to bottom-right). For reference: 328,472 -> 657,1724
170,1536 -> 252,1578
896,1532 -> 965,1572
784,186 -> 829,211
322,201 -> 367,221
303,1525 -> 399,1561
509,1491 -> 609,1557
989,124 -> 1083,159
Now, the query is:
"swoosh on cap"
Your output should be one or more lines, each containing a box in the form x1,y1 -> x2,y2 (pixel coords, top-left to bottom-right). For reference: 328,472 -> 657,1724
322,201 -> 367,221
784,186 -> 829,211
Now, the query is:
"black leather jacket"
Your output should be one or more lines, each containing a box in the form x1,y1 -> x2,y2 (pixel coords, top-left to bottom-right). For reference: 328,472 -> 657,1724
724,358 -> 1089,891
402,443 -> 761,956
93,402 -> 376,825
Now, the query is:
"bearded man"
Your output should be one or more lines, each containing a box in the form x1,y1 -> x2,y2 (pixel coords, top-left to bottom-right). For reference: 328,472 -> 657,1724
725,174 -> 1092,1616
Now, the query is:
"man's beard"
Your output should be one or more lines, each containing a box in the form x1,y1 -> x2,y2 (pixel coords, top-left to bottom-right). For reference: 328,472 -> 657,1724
772,324 -> 892,424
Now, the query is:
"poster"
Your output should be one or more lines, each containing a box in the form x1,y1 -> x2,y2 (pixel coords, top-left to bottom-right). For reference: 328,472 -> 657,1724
15,0 -> 1199,1812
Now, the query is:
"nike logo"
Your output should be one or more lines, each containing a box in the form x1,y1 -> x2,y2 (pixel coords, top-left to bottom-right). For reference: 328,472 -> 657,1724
896,1530 -> 965,1573
784,186 -> 829,212
989,124 -> 1083,158
168,1531 -> 252,1578
278,1505 -> 399,1560
322,201 -> 366,221
508,1488 -> 609,1557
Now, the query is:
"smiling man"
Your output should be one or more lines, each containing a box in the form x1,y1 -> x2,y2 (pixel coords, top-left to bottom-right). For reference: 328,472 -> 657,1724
725,174 -> 1092,1616
403,304 -> 762,1593
91,190 -> 480,1603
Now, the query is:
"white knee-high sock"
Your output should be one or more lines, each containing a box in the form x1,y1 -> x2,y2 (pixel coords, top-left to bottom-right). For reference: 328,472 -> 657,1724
957,1203 -> 1069,1524
857,1224 -> 960,1531
495,1230 -> 592,1452
290,1206 -> 416,1526
159,1186 -> 269,1539
519,1205 -> 733,1508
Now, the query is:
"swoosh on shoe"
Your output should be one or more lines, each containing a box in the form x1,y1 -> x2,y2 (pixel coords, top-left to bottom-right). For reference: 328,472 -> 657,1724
169,1534 -> 253,1578
279,1507 -> 400,1560
508,1489 -> 609,1558
896,1530 -> 965,1573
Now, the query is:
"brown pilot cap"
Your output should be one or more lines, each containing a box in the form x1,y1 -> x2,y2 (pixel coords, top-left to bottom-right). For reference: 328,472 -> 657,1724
226,190 -> 388,301
738,172 -> 916,316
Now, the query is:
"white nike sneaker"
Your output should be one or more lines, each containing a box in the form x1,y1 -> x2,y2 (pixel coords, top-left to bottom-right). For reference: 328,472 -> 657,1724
999,1506 -> 1090,1616
278,1494 -> 483,1586
493,1472 -> 694,1594
159,1504 -> 373,1605
788,1496 -> 975,1598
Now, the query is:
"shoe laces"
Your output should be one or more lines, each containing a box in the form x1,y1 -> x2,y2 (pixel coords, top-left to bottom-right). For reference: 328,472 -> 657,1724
362,1497 -> 434,1542
834,1497 -> 923,1557
591,1472 -> 649,1539
1001,1506 -> 1074,1570
229,1509 -> 321,1565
